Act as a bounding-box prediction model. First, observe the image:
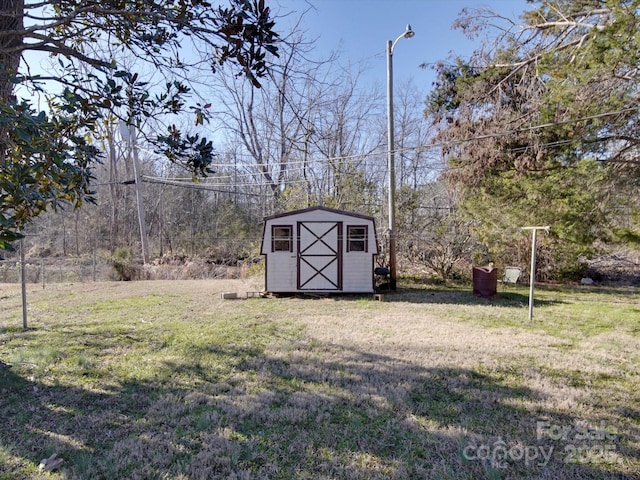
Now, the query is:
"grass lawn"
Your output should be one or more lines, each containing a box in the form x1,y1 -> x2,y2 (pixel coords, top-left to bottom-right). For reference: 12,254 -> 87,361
0,279 -> 638,479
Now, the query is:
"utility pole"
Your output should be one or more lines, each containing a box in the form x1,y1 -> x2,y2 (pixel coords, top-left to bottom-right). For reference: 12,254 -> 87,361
120,121 -> 149,264
522,226 -> 550,320
386,25 -> 414,290
20,238 -> 27,329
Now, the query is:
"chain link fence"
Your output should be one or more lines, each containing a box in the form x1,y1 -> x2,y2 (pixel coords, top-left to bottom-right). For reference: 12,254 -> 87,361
0,255 -> 115,285
0,253 -> 262,285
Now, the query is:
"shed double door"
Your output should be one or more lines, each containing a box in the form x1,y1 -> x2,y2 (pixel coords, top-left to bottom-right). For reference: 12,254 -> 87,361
297,221 -> 343,291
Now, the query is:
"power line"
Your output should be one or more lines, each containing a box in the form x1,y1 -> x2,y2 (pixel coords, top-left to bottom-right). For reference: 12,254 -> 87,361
140,176 -> 272,197
132,103 -> 638,176
116,105 -> 640,193
192,105 -> 640,169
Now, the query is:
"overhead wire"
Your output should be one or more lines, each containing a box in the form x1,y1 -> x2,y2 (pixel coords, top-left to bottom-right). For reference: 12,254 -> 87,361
120,105 -> 640,191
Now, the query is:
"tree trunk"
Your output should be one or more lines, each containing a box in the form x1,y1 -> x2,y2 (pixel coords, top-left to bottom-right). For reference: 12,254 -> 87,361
0,0 -> 24,164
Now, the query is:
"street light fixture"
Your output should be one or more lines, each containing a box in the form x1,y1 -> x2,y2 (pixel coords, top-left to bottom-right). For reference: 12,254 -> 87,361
387,24 -> 414,290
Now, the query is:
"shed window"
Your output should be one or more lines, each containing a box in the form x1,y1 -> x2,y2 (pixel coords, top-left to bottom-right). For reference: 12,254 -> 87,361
347,225 -> 367,252
272,225 -> 292,252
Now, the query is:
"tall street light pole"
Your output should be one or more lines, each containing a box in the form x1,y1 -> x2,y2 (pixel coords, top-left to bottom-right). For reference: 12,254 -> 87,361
387,24 -> 414,290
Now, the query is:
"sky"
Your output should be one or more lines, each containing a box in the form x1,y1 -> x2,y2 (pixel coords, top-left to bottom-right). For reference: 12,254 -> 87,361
272,0 -> 530,92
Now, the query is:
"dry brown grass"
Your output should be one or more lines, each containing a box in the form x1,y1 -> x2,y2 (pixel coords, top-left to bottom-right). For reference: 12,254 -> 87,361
0,280 -> 638,479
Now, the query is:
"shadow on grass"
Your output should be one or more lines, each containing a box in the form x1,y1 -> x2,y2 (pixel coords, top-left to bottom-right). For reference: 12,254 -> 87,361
389,287 -> 550,307
274,282 -> 637,307
537,285 -> 640,297
326,287 -> 563,308
1,338 -> 637,480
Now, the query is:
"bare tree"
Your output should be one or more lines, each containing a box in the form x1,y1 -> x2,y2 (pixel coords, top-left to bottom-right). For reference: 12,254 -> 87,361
209,25 -> 338,208
404,183 -> 477,282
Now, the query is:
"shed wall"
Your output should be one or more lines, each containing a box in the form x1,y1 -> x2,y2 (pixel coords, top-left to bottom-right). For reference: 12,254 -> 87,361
261,208 -> 378,293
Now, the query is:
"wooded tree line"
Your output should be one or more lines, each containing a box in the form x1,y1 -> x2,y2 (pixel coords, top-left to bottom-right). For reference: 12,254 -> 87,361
1,1 -> 639,282
425,0 -> 640,279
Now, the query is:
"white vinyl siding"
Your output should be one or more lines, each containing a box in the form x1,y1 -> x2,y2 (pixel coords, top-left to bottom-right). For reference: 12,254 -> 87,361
261,207 -> 378,293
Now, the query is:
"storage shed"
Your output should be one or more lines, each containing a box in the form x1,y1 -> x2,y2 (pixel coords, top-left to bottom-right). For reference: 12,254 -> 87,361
261,206 -> 379,294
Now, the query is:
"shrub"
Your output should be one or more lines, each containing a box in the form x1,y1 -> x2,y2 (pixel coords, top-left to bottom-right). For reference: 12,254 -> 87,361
111,248 -> 138,281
